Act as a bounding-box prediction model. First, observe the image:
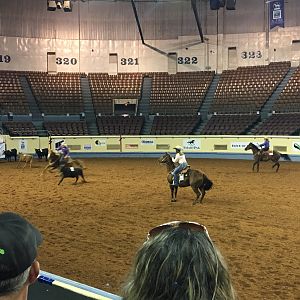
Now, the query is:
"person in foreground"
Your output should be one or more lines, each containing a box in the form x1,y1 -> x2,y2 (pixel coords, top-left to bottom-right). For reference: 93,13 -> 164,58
122,221 -> 236,300
0,212 -> 43,300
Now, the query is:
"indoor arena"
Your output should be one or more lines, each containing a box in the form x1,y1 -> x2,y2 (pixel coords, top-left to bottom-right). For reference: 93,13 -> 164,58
0,0 -> 300,300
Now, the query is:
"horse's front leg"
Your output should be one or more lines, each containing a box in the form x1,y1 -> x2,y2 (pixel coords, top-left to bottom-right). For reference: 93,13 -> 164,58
253,160 -> 259,172
170,185 -> 176,202
41,164 -> 49,175
272,162 -> 280,172
174,186 -> 178,200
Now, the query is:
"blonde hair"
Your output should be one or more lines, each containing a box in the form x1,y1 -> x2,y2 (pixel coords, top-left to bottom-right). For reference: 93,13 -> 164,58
122,227 -> 236,300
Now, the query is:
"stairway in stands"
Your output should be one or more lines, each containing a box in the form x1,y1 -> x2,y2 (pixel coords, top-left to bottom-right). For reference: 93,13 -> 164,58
138,76 -> 153,135
260,67 -> 297,119
193,73 -> 221,134
19,76 -> 47,136
80,77 -> 99,135
247,67 -> 297,134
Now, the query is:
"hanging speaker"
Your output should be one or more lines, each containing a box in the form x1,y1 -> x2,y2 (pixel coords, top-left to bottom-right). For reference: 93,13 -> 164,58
226,0 -> 236,10
210,0 -> 220,10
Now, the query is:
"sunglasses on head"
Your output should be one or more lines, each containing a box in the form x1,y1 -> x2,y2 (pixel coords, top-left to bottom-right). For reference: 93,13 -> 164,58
147,221 -> 210,240
147,221 -> 218,300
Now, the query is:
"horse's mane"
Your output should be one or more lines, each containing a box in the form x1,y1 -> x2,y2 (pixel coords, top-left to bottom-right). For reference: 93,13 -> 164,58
250,142 -> 260,150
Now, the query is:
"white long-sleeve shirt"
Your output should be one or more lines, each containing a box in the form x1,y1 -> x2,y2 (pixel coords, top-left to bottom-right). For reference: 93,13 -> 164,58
172,153 -> 187,164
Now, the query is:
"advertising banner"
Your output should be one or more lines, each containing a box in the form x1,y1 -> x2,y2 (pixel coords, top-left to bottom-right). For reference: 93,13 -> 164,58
270,0 -> 284,30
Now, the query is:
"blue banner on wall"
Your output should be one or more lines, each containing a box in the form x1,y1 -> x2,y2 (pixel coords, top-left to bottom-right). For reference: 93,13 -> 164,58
270,0 -> 285,29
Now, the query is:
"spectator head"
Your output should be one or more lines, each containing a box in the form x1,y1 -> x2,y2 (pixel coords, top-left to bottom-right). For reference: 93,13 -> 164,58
122,221 -> 236,300
0,212 -> 42,299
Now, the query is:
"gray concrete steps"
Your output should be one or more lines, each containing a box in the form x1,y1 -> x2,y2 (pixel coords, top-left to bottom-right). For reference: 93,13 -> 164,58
80,77 -> 99,135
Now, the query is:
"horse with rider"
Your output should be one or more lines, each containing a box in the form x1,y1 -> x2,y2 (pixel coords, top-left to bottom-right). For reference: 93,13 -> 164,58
42,138 -> 84,175
245,137 -> 290,172
159,145 -> 213,204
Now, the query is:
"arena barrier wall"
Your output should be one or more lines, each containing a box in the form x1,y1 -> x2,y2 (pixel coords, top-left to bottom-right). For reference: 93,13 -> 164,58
29,270 -> 122,300
2,135 -> 300,161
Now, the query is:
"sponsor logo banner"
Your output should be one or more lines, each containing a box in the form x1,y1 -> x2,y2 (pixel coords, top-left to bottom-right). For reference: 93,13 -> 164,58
95,140 -> 106,147
183,139 -> 200,150
293,141 -> 300,151
141,139 -> 155,146
270,0 -> 284,29
125,144 -> 138,149
231,142 -> 249,149
84,144 -> 92,150
19,139 -> 28,152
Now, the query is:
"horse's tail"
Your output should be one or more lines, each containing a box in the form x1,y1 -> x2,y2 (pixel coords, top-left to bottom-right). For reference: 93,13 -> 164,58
281,153 -> 291,161
203,174 -> 213,191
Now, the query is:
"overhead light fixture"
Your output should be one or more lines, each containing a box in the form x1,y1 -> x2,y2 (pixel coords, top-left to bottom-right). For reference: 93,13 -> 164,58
47,0 -> 56,11
63,0 -> 72,12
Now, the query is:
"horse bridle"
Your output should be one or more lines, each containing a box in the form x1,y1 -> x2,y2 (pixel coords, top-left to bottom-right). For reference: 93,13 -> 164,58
159,153 -> 171,164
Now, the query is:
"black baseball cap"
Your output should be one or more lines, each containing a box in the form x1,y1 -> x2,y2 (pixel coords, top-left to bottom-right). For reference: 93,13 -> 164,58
0,212 -> 43,280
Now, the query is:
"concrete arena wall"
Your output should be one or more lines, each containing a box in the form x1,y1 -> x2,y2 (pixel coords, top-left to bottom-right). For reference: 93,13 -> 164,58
1,26 -> 300,74
2,135 -> 300,161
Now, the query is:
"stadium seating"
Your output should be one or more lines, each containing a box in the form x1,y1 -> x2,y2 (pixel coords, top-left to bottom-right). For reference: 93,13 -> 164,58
26,72 -> 84,115
2,121 -> 37,136
0,71 -> 29,114
150,71 -> 214,115
43,121 -> 89,136
97,116 -> 144,135
274,66 -> 300,113
200,114 -> 259,135
251,113 -> 300,136
210,62 -> 290,114
150,115 -> 201,135
88,73 -> 143,115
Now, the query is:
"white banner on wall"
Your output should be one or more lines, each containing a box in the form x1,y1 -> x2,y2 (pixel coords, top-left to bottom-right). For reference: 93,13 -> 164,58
0,139 -> 5,158
141,139 -> 155,146
183,139 -> 200,150
19,139 -> 28,152
231,142 -> 250,150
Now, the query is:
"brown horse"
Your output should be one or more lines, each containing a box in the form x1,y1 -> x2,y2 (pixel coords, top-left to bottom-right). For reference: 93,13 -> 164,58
245,142 -> 291,172
158,153 -> 213,204
41,150 -> 84,175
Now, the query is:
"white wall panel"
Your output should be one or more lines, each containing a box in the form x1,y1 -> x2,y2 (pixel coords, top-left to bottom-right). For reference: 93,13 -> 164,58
1,26 -> 300,73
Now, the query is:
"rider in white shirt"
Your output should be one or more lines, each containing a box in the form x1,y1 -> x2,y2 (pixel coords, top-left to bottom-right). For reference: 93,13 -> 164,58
171,145 -> 188,186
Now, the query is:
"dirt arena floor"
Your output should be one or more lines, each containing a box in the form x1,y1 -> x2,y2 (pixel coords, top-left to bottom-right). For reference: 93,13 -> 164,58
0,157 -> 299,300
